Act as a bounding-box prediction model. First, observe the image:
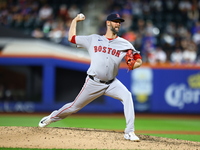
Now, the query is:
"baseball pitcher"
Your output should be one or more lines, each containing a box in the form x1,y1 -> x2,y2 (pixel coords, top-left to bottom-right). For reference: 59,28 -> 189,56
39,13 -> 142,141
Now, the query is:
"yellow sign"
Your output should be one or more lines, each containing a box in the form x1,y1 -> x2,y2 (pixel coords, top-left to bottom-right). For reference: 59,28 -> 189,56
188,73 -> 200,89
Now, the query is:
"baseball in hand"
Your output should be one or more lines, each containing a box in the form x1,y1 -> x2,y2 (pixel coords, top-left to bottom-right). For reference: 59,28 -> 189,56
78,13 -> 85,19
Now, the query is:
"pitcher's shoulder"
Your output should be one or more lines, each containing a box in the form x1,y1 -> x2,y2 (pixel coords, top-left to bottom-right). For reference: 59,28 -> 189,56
117,36 -> 129,42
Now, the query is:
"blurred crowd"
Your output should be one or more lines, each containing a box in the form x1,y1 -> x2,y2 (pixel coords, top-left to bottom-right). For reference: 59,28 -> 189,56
101,0 -> 200,65
0,0 -> 85,45
1,0 -> 200,65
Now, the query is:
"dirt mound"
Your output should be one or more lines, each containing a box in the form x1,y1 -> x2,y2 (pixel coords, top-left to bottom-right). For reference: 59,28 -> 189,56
0,126 -> 199,150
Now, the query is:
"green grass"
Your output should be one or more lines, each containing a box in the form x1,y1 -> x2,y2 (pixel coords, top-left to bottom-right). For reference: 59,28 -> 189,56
135,118 -> 200,131
0,115 -> 126,130
144,134 -> 200,142
1,115 -> 199,133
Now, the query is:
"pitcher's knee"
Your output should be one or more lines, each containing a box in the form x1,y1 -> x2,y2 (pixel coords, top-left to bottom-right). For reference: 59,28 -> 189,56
69,106 -> 82,113
121,91 -> 134,104
123,91 -> 132,100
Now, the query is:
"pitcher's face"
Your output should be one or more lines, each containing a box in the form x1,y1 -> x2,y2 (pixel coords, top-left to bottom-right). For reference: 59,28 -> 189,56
108,20 -> 121,35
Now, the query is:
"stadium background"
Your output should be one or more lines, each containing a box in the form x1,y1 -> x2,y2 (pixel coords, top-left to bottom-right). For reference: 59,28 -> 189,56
0,0 -> 200,114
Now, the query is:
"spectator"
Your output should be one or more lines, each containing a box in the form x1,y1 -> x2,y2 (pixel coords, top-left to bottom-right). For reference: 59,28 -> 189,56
181,39 -> 197,64
38,4 -> 53,22
187,1 -> 199,28
142,1 -> 151,16
165,22 -> 176,35
31,28 -> 44,38
164,0 -> 176,12
178,0 -> 192,12
154,46 -> 167,63
149,0 -> 163,13
131,0 -> 143,18
170,48 -> 183,64
142,39 -> 156,63
133,19 -> 145,50
192,29 -> 200,45
182,48 -> 197,64
42,19 -> 53,35
122,30 -> 137,44
135,19 -> 146,35
57,4 -> 70,22
191,21 -> 200,35
148,46 -> 167,64
145,20 -> 159,37
68,4 -> 80,19
176,24 -> 188,38
48,21 -> 66,43
12,13 -> 24,28
121,2 -> 133,31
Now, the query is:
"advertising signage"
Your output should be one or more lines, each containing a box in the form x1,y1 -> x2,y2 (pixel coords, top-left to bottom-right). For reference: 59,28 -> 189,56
152,69 -> 200,113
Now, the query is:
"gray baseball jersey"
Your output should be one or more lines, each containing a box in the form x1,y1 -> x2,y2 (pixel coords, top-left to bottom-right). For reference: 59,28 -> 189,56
48,34 -> 138,134
76,34 -> 138,80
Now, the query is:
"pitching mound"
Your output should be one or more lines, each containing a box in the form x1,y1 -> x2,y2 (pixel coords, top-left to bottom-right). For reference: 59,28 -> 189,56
0,126 -> 199,150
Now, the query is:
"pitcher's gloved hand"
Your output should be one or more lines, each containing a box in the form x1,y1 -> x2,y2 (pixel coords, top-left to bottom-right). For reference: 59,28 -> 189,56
125,50 -> 142,70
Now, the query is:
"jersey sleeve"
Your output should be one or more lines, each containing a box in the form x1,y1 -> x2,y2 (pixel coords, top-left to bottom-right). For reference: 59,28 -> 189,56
75,35 -> 93,49
127,43 -> 140,54
118,37 -> 140,54
70,35 -> 76,44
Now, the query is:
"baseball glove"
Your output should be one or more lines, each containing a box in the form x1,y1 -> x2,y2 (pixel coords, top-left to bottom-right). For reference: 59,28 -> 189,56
125,50 -> 141,70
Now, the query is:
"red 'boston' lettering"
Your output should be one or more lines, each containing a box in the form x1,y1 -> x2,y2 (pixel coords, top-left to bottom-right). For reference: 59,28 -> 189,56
108,48 -> 112,54
115,51 -> 120,57
111,49 -> 116,55
94,46 -> 97,52
93,46 -> 121,57
98,46 -> 102,52
102,47 -> 106,53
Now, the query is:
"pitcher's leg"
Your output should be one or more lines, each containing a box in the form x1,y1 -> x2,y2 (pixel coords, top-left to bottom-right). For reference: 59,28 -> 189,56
105,79 -> 135,134
49,76 -> 107,122
122,92 -> 135,134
